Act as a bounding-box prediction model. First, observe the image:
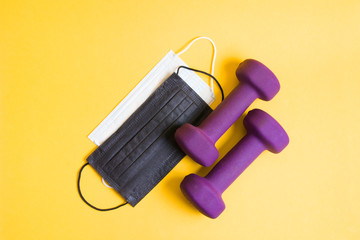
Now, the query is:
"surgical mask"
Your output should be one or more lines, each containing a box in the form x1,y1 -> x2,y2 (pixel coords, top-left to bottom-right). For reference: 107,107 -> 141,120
77,37 -> 223,210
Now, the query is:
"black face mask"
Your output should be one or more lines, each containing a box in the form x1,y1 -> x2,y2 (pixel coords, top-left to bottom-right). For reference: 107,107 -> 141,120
77,69 -> 223,210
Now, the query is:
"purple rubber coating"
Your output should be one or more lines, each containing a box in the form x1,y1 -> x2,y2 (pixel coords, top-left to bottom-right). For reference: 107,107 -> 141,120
236,59 -> 280,101
180,109 -> 289,218
174,124 -> 219,166
180,174 -> 225,219
175,59 -> 280,167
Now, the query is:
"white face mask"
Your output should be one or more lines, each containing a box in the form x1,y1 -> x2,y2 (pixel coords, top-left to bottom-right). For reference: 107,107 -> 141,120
88,37 -> 217,146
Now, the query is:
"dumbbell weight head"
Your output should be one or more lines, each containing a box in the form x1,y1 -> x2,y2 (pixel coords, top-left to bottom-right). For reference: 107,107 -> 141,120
181,174 -> 225,219
236,59 -> 280,101
244,108 -> 289,153
175,124 -> 219,167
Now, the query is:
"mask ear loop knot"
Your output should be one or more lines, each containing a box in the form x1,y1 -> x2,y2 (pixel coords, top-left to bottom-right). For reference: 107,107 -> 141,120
176,36 -> 217,99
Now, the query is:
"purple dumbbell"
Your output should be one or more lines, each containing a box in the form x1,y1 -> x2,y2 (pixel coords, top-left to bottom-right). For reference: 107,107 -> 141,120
180,109 -> 289,218
175,59 -> 280,167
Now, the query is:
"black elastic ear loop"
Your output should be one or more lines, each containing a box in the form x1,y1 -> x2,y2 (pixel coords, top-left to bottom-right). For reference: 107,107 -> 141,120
77,162 -> 128,211
176,66 -> 224,101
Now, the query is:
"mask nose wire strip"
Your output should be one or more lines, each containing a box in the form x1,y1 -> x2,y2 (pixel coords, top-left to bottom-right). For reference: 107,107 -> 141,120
176,36 -> 217,98
177,66 -> 224,101
77,162 -> 128,211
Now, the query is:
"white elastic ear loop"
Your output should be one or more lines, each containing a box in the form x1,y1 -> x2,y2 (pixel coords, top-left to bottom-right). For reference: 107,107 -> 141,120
102,178 -> 113,189
176,36 -> 217,98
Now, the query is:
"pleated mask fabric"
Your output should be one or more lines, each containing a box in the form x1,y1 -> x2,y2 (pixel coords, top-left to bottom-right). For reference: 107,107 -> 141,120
86,73 -> 212,206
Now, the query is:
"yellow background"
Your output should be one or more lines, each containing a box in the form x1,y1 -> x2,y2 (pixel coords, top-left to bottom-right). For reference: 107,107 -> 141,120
1,0 -> 359,239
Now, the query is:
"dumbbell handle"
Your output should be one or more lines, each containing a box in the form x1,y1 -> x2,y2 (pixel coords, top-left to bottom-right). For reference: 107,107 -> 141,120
199,83 -> 258,141
206,134 -> 265,193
